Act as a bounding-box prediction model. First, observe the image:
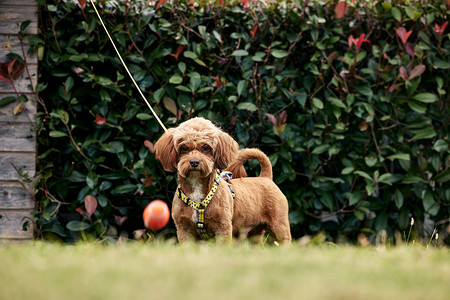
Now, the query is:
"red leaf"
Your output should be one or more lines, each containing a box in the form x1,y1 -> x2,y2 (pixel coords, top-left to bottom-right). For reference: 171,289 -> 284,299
144,175 -> 154,187
396,27 -> 412,45
250,25 -> 258,38
265,113 -> 277,127
409,64 -> 425,80
399,66 -> 408,80
163,97 -> 177,116
85,195 -> 97,218
0,73 -> 9,83
329,53 -> 336,63
405,42 -> 414,57
433,21 -> 448,36
335,2 -> 348,19
278,111 -> 287,126
76,208 -> 89,219
169,45 -> 185,61
114,215 -> 128,226
144,140 -> 155,153
388,83 -> 404,93
96,114 -> 106,125
348,35 -> 356,48
156,0 -> 165,10
7,57 -> 17,75
78,0 -> 86,9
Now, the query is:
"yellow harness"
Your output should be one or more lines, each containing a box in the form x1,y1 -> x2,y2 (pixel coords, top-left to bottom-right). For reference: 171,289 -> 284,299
176,171 -> 235,239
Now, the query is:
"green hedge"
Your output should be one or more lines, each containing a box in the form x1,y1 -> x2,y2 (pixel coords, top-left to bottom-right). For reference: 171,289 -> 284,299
23,0 -> 449,243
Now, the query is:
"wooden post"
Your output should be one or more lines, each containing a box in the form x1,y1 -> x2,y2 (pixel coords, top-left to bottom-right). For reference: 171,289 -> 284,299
0,0 -> 38,242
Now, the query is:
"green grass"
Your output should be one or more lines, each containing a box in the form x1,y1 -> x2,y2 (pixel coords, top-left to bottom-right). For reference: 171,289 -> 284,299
1,242 -> 449,300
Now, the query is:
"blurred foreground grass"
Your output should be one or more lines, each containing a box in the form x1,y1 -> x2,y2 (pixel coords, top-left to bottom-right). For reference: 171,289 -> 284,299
1,241 -> 449,300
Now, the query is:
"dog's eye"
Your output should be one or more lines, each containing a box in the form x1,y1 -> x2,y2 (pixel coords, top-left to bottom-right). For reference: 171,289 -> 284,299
180,145 -> 189,153
202,145 -> 211,152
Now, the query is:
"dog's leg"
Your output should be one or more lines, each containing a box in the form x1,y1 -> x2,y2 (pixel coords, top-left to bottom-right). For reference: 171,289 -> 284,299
269,223 -> 292,245
176,229 -> 195,243
212,222 -> 233,244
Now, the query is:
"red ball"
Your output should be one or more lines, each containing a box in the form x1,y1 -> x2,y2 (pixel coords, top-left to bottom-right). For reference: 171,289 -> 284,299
143,200 -> 170,230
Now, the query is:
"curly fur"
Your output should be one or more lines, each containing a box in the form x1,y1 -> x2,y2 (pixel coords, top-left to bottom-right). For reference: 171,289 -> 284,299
154,117 -> 291,244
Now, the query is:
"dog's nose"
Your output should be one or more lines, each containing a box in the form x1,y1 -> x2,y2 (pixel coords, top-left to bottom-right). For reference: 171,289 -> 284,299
190,159 -> 200,168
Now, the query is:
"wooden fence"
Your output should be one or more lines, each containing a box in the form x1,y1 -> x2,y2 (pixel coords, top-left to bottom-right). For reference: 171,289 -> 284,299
0,0 -> 38,242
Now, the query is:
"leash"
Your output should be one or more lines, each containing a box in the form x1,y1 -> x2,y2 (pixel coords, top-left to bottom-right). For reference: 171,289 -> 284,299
177,171 -> 235,239
89,0 -> 167,132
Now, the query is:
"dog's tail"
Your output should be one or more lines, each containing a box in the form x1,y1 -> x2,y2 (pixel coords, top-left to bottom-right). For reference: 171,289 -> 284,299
226,148 -> 273,180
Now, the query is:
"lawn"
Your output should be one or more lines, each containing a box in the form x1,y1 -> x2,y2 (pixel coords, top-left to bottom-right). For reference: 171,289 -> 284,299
1,241 -> 449,300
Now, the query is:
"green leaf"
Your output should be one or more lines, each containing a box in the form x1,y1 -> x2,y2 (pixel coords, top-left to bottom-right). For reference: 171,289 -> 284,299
271,49 -> 289,58
113,184 -> 137,194
312,98 -> 324,109
153,88 -> 165,103
183,51 -> 198,59
341,167 -> 354,175
394,189 -> 403,209
86,172 -> 98,190
136,113 -> 153,120
320,193 -> 334,210
178,62 -> 186,74
66,220 -> 90,231
365,183 -> 376,196
169,74 -> 183,84
236,102 -> 258,112
49,131 -> 68,138
433,139 -> 448,153
312,144 -> 329,155
237,80 -> 247,96
327,97 -> 346,109
402,176 -> 423,184
101,141 -> 124,154
194,59 -> 207,67
355,83 -> 373,97
348,191 -> 362,206
355,171 -> 373,181
0,96 -> 17,107
387,153 -> 410,161
434,169 -> 450,183
407,101 -> 427,113
231,50 -> 249,57
391,7 -> 401,21
65,77 -> 74,92
365,155 -> 377,167
213,30 -> 222,43
413,93 -> 438,103
423,191 -> 439,216
378,173 -> 393,185
411,127 -> 436,140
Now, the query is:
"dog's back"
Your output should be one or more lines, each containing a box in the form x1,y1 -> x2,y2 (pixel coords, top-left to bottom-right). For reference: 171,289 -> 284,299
226,148 -> 272,179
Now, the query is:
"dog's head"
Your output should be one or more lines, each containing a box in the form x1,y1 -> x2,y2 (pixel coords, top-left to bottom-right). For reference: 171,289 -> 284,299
154,117 -> 239,178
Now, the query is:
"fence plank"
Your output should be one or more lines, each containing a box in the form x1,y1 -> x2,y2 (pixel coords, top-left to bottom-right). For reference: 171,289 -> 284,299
0,5 -> 38,35
0,35 -> 38,62
0,123 -> 36,152
0,182 -> 34,209
0,64 -> 37,93
0,97 -> 36,123
0,152 -> 35,180
0,210 -> 33,239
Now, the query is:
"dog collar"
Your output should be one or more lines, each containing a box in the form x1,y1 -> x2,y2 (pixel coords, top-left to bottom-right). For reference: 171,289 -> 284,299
177,171 -> 221,210
176,170 -> 235,239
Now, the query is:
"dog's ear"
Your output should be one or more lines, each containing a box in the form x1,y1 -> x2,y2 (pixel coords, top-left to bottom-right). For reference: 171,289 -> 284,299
214,132 -> 239,170
154,128 -> 177,172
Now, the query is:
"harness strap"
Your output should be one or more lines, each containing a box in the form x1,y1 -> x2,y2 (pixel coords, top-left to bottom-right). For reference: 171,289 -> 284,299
176,170 -> 235,239
197,209 -> 210,239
